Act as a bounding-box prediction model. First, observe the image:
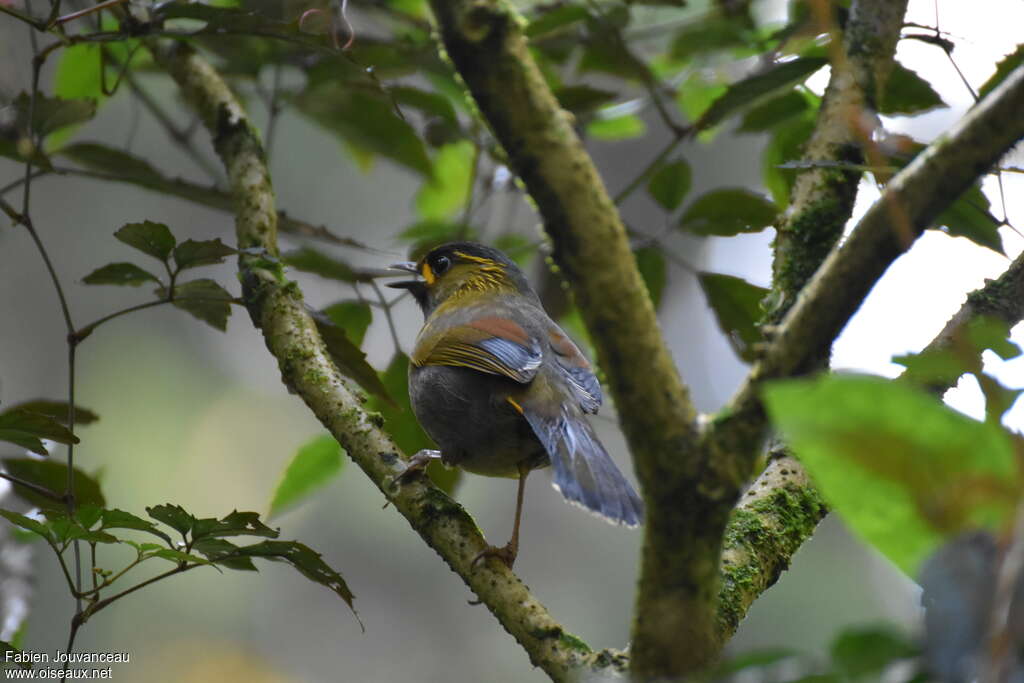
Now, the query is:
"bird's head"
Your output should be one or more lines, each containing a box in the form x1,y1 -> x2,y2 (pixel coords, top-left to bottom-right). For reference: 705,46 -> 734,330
387,242 -> 535,315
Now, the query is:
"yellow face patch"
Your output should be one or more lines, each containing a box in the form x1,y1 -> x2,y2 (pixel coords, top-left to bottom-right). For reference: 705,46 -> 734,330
420,262 -> 436,285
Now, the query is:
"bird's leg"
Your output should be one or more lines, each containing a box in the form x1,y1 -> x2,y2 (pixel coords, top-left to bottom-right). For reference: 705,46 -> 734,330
391,449 -> 442,487
472,463 -> 530,569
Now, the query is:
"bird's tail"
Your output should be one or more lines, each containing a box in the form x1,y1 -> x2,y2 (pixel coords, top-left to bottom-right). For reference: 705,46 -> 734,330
520,407 -> 644,526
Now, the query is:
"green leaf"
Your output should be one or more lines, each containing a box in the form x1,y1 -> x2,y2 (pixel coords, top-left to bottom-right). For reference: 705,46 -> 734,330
296,86 -> 432,177
0,508 -> 53,541
269,434 -> 345,519
738,91 -> 810,132
53,44 -> 106,147
763,115 -> 816,204
680,188 -> 778,236
2,458 -> 105,511
646,159 -> 692,211
894,316 -> 1021,387
879,62 -> 946,115
587,114 -> 646,141
192,537 -> 257,570
149,548 -> 211,565
191,510 -> 278,541
312,313 -> 393,404
696,57 -> 827,130
82,262 -> 161,286
830,625 -> 918,678
146,504 -> 197,536
283,247 -> 366,283
114,221 -> 176,261
58,143 -> 230,209
712,649 -> 797,677
163,279 -> 234,331
10,92 -> 97,140
697,272 -> 767,363
368,354 -> 459,494
978,43 -> 1024,99
0,408 -> 80,455
635,246 -> 667,308
676,72 -> 728,123
232,539 -> 358,620
173,239 -> 237,271
763,374 -> 1019,575
322,301 -> 372,347
48,517 -> 119,544
932,184 -> 1003,254
554,86 -> 618,115
669,15 -> 752,60
2,400 -> 98,426
416,141 -> 475,220
526,4 -> 589,38
100,509 -> 172,544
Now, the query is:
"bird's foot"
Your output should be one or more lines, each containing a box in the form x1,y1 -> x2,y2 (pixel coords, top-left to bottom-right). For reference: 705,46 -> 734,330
471,541 -> 517,570
390,449 -> 442,488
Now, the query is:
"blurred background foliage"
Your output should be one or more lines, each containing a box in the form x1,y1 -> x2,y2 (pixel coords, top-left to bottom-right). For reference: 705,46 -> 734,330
1,0 -> 1023,679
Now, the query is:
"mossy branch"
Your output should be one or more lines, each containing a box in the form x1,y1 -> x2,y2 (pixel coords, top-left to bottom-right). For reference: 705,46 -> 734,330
710,0 -> 907,639
704,63 -> 1024,638
150,40 -> 601,683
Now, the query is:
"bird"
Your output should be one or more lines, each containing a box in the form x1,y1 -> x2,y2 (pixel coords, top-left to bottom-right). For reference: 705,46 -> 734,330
386,241 -> 643,568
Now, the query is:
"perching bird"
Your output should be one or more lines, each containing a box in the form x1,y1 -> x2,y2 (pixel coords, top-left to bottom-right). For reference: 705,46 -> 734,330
387,242 -> 643,567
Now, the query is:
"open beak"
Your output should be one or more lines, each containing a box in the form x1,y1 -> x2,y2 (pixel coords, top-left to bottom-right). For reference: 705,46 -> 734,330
385,261 -> 422,291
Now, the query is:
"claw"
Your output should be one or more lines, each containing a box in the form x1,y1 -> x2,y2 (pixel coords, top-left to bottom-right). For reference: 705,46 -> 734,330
390,449 -> 442,488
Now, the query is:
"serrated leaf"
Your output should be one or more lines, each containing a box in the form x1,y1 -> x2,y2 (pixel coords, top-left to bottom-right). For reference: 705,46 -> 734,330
2,400 -> 98,426
149,548 -> 211,565
647,159 -> 692,211
173,239 -> 237,271
879,62 -> 946,115
696,57 -> 827,131
367,354 -> 459,494
192,537 -> 257,570
82,262 -> 161,286
416,141 -> 474,220
587,114 -> 646,140
932,184 -> 1003,254
3,458 -> 105,511
978,43 -> 1024,99
164,279 -> 234,331
114,221 -> 176,261
233,540 -> 358,621
738,91 -> 810,132
635,246 -> 667,307
0,509 -> 52,541
191,510 -> 278,541
269,434 -> 345,519
0,408 -> 80,454
680,189 -> 778,236
101,509 -> 172,544
312,314 -> 393,404
49,517 -> 119,544
146,504 -> 197,536
321,301 -> 372,348
697,272 -> 767,362
763,374 -> 1019,575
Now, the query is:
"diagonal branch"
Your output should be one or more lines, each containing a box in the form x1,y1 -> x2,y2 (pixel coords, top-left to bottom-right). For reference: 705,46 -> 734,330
705,63 -> 1024,637
149,40 -> 599,683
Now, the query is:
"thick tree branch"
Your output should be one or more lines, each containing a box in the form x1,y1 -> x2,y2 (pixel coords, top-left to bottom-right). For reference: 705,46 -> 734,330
423,0 -> 711,674
712,0 -> 907,640
703,65 -> 1024,639
150,41 -> 599,682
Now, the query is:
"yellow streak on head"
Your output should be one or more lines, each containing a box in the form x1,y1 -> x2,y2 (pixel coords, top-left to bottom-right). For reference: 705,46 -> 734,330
453,251 -> 500,268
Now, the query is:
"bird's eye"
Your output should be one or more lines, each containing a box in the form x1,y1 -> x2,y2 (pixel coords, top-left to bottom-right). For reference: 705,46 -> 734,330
433,255 -> 451,274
